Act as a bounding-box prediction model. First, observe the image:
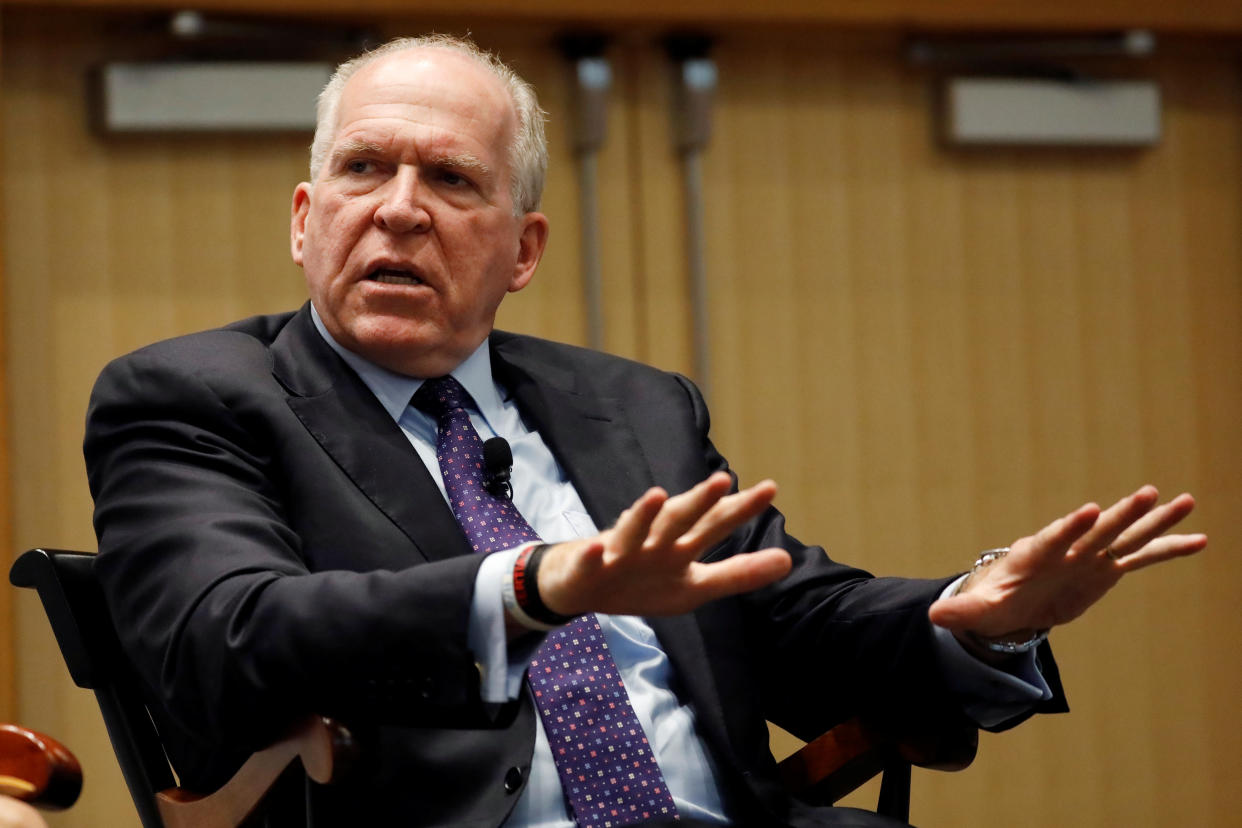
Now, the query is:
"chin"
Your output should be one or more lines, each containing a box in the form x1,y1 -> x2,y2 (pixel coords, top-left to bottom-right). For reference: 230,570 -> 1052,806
338,312 -> 486,375
361,336 -> 476,378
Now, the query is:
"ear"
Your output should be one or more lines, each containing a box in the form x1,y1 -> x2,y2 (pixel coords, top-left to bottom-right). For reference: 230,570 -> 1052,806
290,182 -> 313,266
508,212 -> 549,293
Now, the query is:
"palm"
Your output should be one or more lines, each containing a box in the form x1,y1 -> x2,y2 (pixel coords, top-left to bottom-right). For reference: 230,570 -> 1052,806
929,486 -> 1205,639
538,473 -> 793,619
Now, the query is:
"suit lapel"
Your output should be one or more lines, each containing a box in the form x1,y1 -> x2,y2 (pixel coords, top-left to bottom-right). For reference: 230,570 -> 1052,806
271,307 -> 471,563
490,336 -> 654,527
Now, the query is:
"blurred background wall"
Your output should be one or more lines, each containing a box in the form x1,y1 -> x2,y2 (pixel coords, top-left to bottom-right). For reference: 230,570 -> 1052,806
2,3 -> 1240,825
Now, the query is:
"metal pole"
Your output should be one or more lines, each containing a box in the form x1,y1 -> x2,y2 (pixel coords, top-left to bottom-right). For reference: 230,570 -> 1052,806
681,151 -> 711,398
667,37 -> 717,398
561,37 -> 611,351
577,152 -> 605,351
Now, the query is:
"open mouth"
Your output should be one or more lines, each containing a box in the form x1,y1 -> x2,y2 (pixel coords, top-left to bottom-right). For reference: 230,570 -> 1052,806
368,267 -> 423,286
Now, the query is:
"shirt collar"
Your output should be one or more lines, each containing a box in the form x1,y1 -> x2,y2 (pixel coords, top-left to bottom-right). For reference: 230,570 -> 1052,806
309,303 -> 504,424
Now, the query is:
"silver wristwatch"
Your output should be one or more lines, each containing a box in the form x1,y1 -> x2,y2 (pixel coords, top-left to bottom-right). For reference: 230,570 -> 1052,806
957,547 -> 1049,655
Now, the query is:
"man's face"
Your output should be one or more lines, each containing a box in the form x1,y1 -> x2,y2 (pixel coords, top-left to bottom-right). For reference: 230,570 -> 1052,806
291,48 -> 548,377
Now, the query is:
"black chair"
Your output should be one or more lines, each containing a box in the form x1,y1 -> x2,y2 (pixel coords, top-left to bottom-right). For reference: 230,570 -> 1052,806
779,713 -> 976,821
9,548 -> 353,828
10,547 -> 973,825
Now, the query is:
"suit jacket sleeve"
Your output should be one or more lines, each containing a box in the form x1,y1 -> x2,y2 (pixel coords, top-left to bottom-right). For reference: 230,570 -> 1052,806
84,328 -> 505,756
663,372 -> 1067,743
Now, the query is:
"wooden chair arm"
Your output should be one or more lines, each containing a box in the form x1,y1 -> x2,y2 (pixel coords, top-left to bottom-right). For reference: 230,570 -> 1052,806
778,716 -> 977,804
0,724 -> 83,810
156,717 -> 356,828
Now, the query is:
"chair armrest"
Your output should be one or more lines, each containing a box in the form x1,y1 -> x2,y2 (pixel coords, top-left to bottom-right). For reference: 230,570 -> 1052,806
0,724 -> 83,810
777,715 -> 977,804
890,717 -> 978,773
155,717 -> 355,828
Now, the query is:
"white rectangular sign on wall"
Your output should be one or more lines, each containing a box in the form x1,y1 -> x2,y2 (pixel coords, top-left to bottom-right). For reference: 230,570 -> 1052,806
96,62 -> 332,132
944,77 -> 1161,146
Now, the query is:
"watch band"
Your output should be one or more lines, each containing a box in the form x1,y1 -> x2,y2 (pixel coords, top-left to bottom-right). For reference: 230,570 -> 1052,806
956,547 -> 1049,654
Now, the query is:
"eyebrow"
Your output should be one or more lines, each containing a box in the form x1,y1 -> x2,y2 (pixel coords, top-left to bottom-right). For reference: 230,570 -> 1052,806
329,139 -> 386,166
432,153 -> 493,178
329,142 -> 493,180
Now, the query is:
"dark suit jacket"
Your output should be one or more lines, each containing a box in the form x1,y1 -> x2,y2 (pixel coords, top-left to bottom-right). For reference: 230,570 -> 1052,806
84,304 -> 1066,827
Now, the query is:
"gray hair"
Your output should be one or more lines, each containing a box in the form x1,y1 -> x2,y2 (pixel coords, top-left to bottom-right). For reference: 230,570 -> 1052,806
309,35 -> 548,215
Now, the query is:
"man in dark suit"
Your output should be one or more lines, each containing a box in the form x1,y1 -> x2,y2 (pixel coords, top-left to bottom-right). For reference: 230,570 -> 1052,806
84,35 -> 1205,827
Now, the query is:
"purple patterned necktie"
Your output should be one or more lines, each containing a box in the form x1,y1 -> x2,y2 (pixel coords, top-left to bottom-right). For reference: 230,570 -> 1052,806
413,376 -> 679,827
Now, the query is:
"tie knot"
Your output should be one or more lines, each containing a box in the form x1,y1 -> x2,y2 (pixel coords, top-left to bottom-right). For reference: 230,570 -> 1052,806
412,375 -> 475,421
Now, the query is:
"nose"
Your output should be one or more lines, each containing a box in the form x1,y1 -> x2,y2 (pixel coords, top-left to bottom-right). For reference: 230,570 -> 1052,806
374,167 -> 431,234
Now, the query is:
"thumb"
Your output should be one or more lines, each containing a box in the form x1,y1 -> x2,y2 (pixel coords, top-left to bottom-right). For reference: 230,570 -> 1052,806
927,589 -> 991,632
693,548 -> 792,600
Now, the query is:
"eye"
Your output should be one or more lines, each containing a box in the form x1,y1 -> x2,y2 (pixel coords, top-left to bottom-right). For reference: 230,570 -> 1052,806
346,159 -> 376,175
439,170 -> 469,187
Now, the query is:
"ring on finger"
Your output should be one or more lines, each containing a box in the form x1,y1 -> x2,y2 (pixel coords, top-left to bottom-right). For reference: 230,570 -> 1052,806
1103,546 -> 1122,561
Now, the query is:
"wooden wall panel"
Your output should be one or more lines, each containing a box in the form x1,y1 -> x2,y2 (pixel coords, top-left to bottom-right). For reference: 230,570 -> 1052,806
0,11 -> 606,825
0,10 -> 13,725
4,9 -> 1241,827
691,30 -> 1242,827
6,0 -> 1242,34
2,13 -> 315,826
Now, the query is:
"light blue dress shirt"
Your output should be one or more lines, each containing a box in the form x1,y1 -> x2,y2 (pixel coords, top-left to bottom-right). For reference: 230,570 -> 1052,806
309,306 -> 1050,827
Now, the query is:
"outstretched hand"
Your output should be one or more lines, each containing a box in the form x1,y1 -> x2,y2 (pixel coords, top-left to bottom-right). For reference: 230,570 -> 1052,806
536,472 -> 793,618
929,486 -> 1207,642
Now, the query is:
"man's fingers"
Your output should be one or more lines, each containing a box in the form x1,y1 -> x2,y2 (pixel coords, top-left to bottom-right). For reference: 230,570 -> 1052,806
609,488 -> 668,560
644,473 -> 733,550
676,480 -> 778,554
690,548 -> 792,601
1074,485 -> 1160,556
1105,493 -> 1196,560
1022,502 -> 1100,563
1112,533 -> 1207,572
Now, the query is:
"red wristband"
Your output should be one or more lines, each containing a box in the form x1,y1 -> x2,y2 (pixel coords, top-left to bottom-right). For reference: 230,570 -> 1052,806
514,544 -> 575,626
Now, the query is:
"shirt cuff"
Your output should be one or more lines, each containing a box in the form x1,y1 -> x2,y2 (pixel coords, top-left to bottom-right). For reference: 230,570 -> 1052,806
932,575 -> 1054,728
468,544 -> 544,703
